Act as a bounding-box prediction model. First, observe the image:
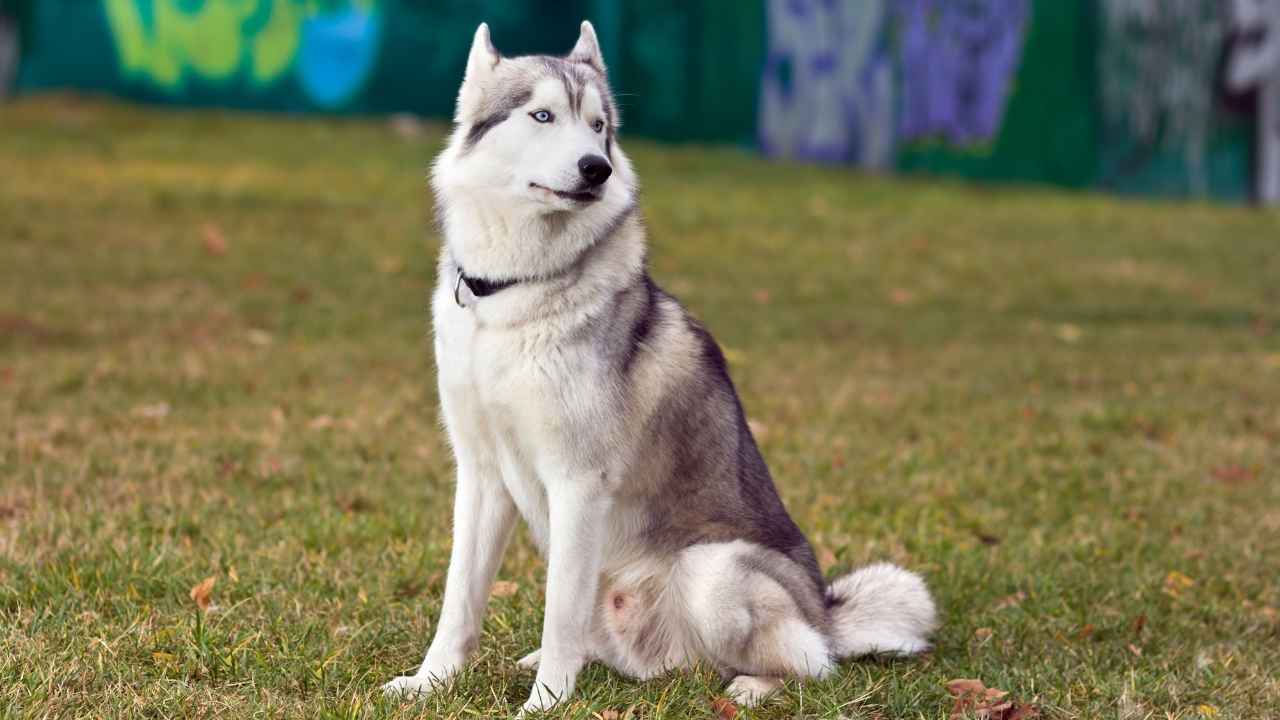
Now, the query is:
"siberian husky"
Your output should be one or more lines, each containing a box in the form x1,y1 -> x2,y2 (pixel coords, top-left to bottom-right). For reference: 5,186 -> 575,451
383,21 -> 938,713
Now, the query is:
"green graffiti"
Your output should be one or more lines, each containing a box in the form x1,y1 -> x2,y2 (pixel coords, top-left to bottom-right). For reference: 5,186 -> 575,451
102,0 -> 373,90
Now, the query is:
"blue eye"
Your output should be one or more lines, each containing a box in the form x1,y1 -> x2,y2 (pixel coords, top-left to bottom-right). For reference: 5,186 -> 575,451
530,110 -> 554,123
592,119 -> 605,133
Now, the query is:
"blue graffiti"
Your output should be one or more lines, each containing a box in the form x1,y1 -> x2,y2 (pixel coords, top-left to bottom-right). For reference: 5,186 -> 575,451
759,0 -> 1029,165
298,5 -> 381,107
759,0 -> 895,166
897,0 -> 1028,145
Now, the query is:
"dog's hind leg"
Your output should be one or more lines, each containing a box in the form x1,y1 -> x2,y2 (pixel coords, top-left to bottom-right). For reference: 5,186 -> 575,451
675,541 -> 835,705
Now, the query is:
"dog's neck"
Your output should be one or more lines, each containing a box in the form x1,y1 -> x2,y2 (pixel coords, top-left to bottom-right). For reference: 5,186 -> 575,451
435,189 -> 646,326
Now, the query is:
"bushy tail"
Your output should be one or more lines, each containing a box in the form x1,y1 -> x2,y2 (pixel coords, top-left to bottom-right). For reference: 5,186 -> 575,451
826,563 -> 938,658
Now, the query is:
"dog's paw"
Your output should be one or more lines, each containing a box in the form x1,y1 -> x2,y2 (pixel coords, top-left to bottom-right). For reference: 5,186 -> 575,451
515,648 -> 541,671
382,671 -> 450,699
519,681 -> 567,715
725,675 -> 783,707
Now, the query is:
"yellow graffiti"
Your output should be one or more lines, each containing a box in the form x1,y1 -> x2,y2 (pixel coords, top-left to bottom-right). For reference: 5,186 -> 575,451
102,0 -> 367,89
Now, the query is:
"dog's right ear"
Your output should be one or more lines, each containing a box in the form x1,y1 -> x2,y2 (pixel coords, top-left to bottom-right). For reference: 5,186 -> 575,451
458,23 -> 499,116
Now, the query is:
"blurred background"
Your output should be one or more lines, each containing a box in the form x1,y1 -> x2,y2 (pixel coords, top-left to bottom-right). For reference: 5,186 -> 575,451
2,3 -> 1279,718
2,0 -> 1278,204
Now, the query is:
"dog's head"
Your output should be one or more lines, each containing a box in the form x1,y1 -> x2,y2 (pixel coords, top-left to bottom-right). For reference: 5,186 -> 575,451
434,21 -> 634,219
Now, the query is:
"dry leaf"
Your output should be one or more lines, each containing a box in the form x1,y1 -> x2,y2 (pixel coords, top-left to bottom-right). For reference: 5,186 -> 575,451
1163,571 -> 1195,598
994,591 -> 1026,610
1197,704 -> 1219,717
1132,613 -> 1146,636
132,402 -> 171,420
1056,323 -> 1083,343
596,711 -> 620,720
974,627 -> 994,640
711,697 -> 738,719
1211,465 -> 1257,485
247,328 -> 274,347
490,580 -> 519,598
888,288 -> 916,306
202,223 -> 228,256
817,545 -> 838,571
945,678 -> 1039,719
189,575 -> 216,612
1006,705 -> 1040,720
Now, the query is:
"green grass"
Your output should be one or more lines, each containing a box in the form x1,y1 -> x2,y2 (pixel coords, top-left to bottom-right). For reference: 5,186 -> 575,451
1,95 -> 1278,719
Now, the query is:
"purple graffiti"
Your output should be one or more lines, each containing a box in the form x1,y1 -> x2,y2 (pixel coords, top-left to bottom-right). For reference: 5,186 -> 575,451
896,0 -> 1029,145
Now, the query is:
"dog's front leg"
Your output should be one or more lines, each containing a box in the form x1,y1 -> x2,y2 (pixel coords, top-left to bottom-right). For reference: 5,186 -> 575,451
384,455 -> 517,697
522,479 -> 609,714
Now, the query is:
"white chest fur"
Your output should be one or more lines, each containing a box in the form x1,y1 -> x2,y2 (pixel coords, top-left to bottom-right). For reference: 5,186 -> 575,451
432,281 -> 618,553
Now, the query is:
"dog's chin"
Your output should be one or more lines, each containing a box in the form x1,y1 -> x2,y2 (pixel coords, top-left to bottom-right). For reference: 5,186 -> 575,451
529,182 -> 604,209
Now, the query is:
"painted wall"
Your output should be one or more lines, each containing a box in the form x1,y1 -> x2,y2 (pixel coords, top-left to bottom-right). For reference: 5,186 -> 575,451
6,0 -> 1280,204
11,0 -> 763,145
757,0 -> 1279,204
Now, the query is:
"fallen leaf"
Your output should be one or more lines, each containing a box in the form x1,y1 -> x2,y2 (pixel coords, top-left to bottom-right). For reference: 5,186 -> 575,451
816,546 -> 837,570
975,530 -> 1001,546
189,575 -> 216,612
1076,623 -> 1095,640
710,697 -> 738,719
994,591 -> 1026,610
247,328 -> 274,347
596,711 -> 620,720
1211,464 -> 1257,485
1006,705 -> 1040,720
1132,613 -> 1146,636
132,402 -> 171,419
1055,323 -> 1083,343
152,651 -> 177,664
1163,571 -> 1195,598
945,679 -> 1039,719
888,288 -> 916,306
202,223 -> 228,256
490,580 -> 519,598
1198,704 -> 1219,717
974,627 -> 994,640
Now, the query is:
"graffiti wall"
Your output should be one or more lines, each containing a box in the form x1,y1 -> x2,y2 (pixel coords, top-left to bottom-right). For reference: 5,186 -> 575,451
12,0 -> 763,144
759,0 -> 1279,204
8,0 -> 1280,203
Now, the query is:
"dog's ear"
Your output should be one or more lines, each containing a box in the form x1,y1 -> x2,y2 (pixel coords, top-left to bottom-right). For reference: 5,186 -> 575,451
458,23 -> 499,117
568,20 -> 605,74
464,23 -> 500,84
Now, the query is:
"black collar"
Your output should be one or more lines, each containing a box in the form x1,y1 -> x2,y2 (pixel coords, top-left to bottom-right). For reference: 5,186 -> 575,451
454,266 -> 520,307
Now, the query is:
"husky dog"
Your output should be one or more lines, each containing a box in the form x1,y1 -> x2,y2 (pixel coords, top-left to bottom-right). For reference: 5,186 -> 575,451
383,21 -> 938,713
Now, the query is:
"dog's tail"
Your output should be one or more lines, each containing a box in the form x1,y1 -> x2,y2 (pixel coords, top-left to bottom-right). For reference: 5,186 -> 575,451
825,562 -> 938,658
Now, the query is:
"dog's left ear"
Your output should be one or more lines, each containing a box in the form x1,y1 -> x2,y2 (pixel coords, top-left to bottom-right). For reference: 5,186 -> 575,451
568,20 -> 606,74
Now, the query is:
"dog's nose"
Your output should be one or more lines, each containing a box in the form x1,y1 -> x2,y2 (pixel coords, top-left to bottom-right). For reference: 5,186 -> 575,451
578,154 -> 612,187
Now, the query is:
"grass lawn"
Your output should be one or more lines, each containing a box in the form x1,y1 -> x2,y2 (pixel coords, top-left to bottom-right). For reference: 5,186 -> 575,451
1,96 -> 1278,719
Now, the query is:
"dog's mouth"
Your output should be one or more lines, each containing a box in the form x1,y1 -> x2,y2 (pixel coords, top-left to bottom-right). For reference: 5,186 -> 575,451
530,183 -> 602,204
